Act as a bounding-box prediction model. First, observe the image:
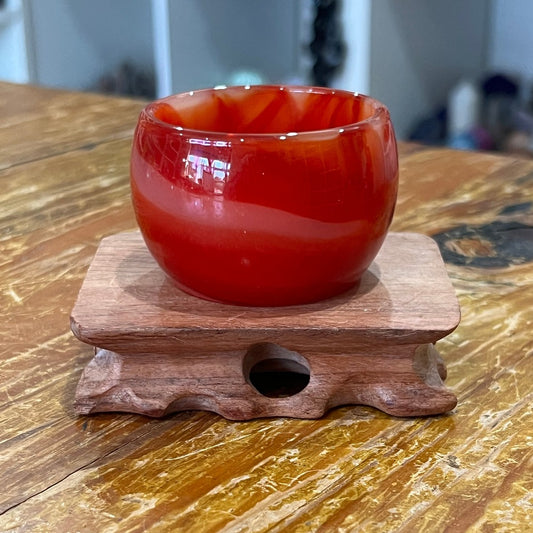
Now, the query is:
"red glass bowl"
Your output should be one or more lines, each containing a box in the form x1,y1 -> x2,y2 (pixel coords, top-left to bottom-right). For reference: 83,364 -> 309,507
130,85 -> 398,306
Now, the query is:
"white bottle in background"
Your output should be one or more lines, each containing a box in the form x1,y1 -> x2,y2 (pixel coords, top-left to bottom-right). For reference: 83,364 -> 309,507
448,79 -> 480,138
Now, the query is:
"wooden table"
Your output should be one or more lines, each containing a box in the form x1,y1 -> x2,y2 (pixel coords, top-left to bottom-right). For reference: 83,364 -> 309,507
1,82 -> 531,532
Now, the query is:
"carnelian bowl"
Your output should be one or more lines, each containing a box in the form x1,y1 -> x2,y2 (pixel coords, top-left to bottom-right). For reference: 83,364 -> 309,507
130,85 -> 398,306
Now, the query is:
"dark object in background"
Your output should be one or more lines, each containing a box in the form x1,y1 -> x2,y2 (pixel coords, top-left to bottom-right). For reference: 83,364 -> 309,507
310,0 -> 346,87
481,74 -> 519,98
409,107 -> 448,145
481,73 -> 519,148
96,62 -> 155,99
409,72 -> 530,153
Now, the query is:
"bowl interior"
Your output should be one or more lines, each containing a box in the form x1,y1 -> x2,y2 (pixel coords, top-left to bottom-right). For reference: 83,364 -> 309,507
146,86 -> 384,136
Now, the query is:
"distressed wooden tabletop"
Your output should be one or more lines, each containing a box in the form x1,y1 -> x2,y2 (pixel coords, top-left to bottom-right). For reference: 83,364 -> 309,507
1,81 -> 531,532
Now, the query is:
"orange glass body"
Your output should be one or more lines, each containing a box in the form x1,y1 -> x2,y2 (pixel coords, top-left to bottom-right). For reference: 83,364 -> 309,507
131,85 -> 398,306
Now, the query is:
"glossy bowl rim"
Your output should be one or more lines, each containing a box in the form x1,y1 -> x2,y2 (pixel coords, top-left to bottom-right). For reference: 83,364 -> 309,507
141,84 -> 391,139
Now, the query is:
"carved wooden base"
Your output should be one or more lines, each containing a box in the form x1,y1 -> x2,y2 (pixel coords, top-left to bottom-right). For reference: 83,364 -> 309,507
71,231 -> 461,419
74,342 -> 456,419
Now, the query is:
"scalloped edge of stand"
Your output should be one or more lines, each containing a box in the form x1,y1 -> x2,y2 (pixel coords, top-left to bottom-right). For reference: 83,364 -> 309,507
75,343 -> 457,419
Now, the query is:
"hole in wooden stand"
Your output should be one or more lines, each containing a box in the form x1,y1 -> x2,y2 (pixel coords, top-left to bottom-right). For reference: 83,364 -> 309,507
243,342 -> 311,398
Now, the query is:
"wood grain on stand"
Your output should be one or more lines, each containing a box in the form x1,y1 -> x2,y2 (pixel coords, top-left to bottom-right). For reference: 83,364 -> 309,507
71,231 -> 459,419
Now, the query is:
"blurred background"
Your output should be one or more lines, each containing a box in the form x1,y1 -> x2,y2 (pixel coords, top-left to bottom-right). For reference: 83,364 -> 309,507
1,0 -> 533,153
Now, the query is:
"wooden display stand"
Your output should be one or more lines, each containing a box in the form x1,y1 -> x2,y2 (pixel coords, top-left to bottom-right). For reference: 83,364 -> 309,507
71,231 -> 460,419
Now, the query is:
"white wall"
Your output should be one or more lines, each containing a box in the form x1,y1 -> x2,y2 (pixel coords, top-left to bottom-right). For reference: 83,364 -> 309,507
0,0 -> 29,83
22,0 -> 302,95
10,0 -> 531,143
368,0 -> 490,139
333,0 -> 490,139
26,0 -> 153,91
488,0 -> 533,99
167,0 -> 301,93
334,0 -> 371,95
